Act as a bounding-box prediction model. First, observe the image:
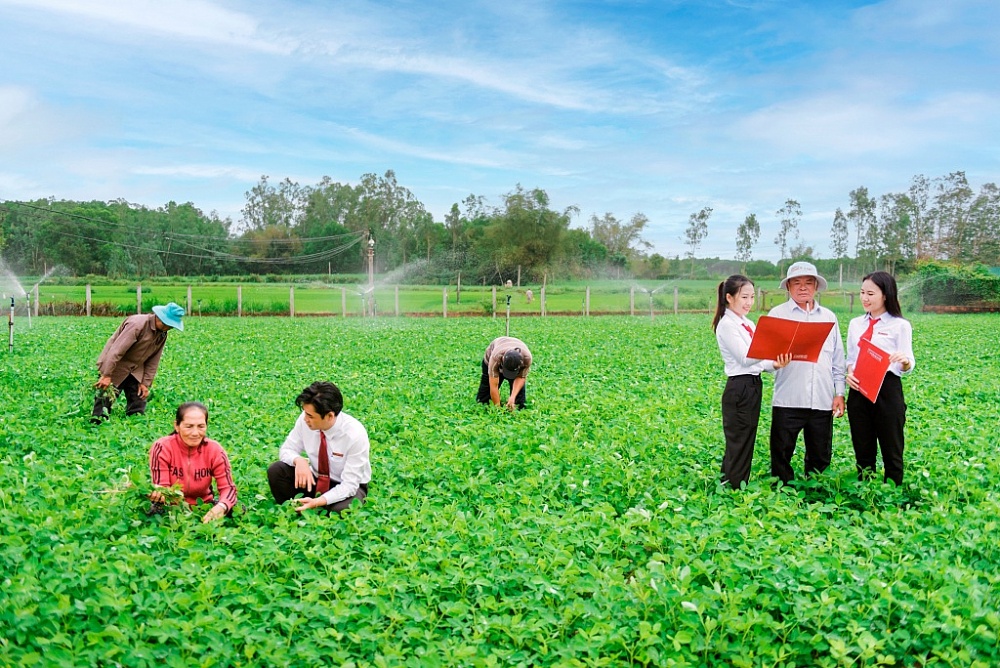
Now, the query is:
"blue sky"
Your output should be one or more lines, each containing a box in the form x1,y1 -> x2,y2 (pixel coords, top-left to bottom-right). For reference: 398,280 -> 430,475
1,0 -> 997,262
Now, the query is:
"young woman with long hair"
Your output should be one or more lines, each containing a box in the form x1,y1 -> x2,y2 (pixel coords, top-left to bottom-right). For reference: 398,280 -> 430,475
845,271 -> 915,485
713,275 -> 790,488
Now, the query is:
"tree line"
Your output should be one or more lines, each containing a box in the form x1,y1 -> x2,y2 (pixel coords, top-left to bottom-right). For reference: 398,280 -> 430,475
718,171 -> 1000,276
1,169 -> 996,282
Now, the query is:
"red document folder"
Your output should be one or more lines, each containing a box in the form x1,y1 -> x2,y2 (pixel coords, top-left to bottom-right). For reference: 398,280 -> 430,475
746,315 -> 836,363
853,338 -> 891,403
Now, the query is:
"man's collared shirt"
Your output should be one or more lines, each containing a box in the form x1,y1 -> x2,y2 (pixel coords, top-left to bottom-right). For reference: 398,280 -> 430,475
278,411 -> 372,505
770,299 -> 846,411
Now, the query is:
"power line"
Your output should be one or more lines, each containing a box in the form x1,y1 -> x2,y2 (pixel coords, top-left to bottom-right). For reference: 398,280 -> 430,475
1,200 -> 367,265
3,201 -> 366,244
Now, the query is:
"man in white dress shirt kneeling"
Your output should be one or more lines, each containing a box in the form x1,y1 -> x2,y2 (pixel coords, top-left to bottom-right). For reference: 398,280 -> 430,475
267,381 -> 371,514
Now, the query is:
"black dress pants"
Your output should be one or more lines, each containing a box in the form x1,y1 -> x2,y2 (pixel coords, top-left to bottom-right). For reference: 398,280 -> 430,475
770,407 -> 833,483
91,374 -> 147,420
847,373 -> 906,485
475,360 -> 525,409
720,374 -> 763,488
266,461 -> 368,514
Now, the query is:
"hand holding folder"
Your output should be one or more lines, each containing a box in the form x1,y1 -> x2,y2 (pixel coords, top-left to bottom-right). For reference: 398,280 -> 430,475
849,338 -> 891,402
746,315 -> 836,363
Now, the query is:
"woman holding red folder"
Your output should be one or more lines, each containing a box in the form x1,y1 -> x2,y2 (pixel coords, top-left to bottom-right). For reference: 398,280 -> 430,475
846,271 -> 915,485
713,275 -> 791,488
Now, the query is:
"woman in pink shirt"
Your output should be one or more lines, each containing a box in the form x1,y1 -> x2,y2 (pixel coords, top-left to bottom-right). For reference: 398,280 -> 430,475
148,402 -> 237,522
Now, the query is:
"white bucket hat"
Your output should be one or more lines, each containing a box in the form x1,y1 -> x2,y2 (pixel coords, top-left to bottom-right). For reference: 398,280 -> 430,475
779,261 -> 828,292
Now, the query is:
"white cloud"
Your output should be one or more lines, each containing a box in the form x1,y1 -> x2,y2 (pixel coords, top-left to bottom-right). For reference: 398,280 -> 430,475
732,85 -> 998,159
0,171 -> 39,195
132,164 -> 264,182
0,0 -> 291,53
0,86 -> 35,140
0,85 -> 96,152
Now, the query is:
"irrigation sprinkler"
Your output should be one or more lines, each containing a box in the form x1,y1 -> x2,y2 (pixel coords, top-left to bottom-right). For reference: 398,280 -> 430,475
505,294 -> 512,336
7,297 -> 13,353
647,284 -> 669,321
358,286 -> 376,318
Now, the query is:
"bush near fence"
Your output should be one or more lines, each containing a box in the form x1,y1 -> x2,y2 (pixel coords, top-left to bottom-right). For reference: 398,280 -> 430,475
919,261 -> 1000,308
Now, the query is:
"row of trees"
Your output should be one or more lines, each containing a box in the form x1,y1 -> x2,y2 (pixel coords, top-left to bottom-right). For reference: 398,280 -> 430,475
0,172 -> 656,282
689,171 -> 1000,276
832,173 -> 1000,272
1,170 -> 996,282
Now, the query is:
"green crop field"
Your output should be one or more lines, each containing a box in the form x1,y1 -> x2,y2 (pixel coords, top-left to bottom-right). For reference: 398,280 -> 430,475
17,278 -> 871,316
1,314 -> 998,666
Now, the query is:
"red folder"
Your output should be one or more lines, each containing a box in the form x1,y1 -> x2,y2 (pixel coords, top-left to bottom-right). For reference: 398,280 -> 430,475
746,315 -> 836,363
853,338 -> 891,402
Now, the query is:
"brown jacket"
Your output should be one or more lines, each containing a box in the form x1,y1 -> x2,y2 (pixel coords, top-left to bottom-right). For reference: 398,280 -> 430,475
96,314 -> 168,387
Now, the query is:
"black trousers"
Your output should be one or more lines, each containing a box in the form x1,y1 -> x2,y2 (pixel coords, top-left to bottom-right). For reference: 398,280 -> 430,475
475,360 -> 525,409
770,407 -> 833,483
266,461 -> 368,514
847,374 -> 906,485
720,374 -> 763,488
91,374 -> 147,420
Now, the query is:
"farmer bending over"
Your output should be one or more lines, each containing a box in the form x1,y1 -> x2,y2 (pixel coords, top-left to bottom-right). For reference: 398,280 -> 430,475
91,302 -> 185,423
476,336 -> 533,411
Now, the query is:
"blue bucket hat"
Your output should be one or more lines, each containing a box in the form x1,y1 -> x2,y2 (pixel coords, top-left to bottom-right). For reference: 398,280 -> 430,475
152,302 -> 185,331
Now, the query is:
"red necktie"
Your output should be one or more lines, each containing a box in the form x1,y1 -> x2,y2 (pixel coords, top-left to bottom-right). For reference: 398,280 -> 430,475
316,431 -> 331,495
742,323 -> 754,338
861,317 -> 878,342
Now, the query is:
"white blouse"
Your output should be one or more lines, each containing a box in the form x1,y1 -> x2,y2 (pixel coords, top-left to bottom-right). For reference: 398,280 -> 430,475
716,309 -> 775,377
846,312 -> 915,378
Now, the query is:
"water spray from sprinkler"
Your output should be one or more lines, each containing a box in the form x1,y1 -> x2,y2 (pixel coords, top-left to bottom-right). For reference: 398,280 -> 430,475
356,285 -> 377,318
646,284 -> 670,320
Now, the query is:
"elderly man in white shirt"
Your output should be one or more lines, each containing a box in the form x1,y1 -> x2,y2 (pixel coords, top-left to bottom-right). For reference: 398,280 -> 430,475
768,262 -> 847,483
267,381 -> 371,514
